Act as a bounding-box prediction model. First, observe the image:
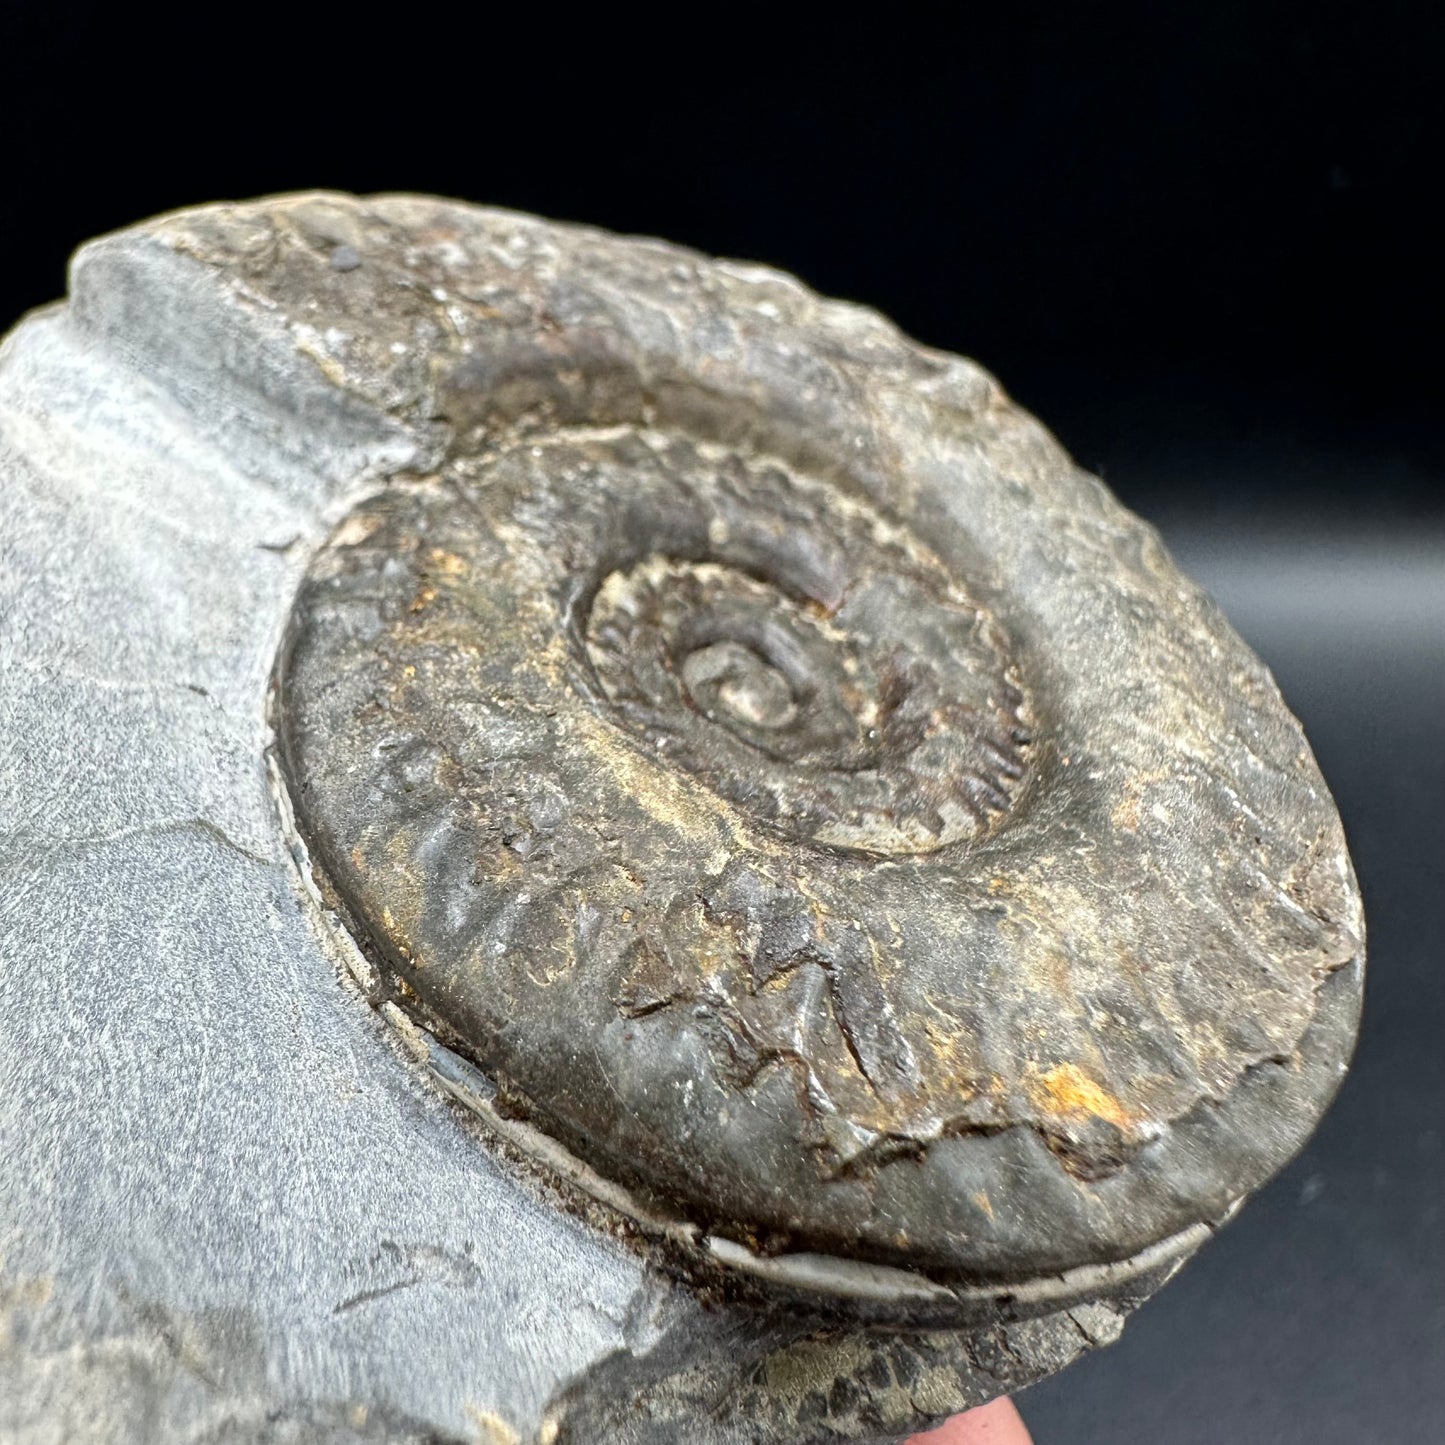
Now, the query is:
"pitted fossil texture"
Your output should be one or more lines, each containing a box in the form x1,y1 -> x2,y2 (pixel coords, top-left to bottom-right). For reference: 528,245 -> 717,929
243,192 -> 1366,1288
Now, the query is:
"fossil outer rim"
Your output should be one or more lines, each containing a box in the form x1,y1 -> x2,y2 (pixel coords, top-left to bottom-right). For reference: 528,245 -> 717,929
204,191 -> 1372,1288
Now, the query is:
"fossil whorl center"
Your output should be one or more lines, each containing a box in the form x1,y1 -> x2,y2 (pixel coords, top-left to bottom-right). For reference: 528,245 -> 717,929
578,444 -> 1032,856
262,193 -> 1363,1306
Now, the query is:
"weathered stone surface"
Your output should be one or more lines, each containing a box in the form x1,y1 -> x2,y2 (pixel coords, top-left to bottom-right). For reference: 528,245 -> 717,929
0,193 -> 1364,1442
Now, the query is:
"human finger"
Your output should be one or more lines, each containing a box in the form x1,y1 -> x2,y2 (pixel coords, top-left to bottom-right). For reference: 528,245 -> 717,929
904,1394 -> 1033,1444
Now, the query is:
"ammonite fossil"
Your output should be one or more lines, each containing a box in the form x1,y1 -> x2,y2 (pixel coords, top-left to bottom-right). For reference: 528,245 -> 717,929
0,193 -> 1364,1444
268,196 -> 1363,1305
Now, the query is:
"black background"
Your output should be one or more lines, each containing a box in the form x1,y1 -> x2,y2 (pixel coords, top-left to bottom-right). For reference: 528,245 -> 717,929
3,7 -> 1440,1442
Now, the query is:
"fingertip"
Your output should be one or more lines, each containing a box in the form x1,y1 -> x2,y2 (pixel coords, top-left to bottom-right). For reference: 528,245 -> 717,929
904,1394 -> 1034,1444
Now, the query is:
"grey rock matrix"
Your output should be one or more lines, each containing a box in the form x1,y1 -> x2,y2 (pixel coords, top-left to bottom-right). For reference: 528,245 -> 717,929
0,194 -> 1364,1443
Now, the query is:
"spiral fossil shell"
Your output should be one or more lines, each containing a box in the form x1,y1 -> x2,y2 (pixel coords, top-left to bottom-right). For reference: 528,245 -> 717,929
254,194 -> 1364,1300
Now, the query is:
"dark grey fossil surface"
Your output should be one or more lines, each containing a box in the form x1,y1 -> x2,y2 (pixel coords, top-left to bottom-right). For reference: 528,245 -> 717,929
0,193 -> 1365,1443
